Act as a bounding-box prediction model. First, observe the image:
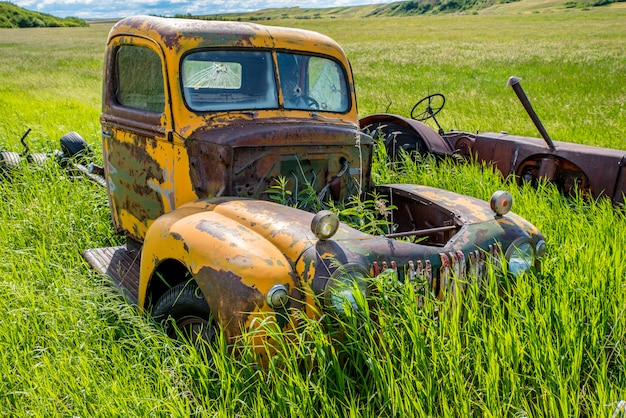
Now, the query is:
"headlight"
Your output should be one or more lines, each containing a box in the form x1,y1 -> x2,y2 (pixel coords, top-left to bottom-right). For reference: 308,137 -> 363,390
505,238 -> 535,276
311,210 -> 339,240
490,190 -> 513,216
324,264 -> 369,313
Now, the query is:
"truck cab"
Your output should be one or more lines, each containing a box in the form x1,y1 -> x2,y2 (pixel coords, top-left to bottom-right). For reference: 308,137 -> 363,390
100,16 -> 370,244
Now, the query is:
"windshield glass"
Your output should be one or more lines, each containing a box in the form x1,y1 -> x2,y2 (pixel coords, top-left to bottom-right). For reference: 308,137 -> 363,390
181,50 -> 349,113
277,52 -> 349,112
182,50 -> 278,112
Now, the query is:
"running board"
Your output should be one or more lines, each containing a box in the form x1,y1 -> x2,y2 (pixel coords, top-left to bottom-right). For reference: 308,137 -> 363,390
83,245 -> 141,304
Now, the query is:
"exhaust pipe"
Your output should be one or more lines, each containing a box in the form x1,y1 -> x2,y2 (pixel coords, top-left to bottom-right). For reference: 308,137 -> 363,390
507,76 -> 556,151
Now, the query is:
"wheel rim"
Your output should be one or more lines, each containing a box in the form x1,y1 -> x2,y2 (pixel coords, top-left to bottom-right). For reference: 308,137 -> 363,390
175,315 -> 211,340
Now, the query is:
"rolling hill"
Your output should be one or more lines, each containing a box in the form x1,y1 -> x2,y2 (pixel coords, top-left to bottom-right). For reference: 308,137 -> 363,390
2,0 -> 624,27
189,0 -> 625,21
0,1 -> 87,28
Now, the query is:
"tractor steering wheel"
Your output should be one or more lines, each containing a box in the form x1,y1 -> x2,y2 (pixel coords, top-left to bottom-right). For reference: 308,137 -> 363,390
410,93 -> 446,122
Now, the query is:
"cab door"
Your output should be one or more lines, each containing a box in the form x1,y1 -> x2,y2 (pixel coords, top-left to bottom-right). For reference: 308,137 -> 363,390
101,36 -> 175,243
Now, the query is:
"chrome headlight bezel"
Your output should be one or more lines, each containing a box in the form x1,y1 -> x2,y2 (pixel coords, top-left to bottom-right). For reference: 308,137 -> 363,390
535,239 -> 546,259
324,264 -> 369,313
505,237 -> 535,276
311,210 -> 339,240
266,284 -> 290,308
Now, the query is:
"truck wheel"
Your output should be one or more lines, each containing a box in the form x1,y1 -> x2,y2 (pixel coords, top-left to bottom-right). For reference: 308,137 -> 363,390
59,132 -> 92,163
152,281 -> 216,355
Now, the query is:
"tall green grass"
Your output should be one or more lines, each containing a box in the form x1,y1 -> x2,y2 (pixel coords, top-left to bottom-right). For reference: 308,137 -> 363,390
0,9 -> 625,416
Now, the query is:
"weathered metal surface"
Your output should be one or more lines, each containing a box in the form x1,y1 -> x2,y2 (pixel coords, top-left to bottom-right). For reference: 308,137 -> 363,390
137,198 -> 310,346
446,131 -> 626,204
128,188 -> 541,346
360,113 -> 453,157
187,122 -> 372,202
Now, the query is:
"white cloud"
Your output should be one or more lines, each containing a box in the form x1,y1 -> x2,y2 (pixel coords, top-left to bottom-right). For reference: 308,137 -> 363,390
12,0 -> 387,19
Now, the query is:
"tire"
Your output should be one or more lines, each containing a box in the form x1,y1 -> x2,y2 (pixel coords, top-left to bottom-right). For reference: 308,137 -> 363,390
152,281 -> 216,355
59,132 -> 92,163
0,151 -> 21,175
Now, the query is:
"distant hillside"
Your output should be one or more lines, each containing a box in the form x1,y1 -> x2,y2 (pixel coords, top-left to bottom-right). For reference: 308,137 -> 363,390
0,2 -> 87,28
2,0 -> 623,27
365,0 -> 624,15
191,0 -> 625,21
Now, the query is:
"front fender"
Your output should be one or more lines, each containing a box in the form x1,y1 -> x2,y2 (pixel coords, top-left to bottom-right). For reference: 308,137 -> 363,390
360,113 -> 454,156
138,199 -> 298,342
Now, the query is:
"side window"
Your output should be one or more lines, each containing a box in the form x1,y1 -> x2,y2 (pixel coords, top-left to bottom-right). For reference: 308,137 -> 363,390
115,45 -> 165,113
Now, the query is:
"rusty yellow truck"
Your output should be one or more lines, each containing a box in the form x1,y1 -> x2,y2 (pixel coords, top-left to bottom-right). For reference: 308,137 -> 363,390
80,16 -> 545,360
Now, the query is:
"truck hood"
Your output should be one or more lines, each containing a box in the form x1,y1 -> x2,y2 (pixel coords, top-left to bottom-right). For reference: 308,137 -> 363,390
184,119 -> 373,205
186,117 -> 361,147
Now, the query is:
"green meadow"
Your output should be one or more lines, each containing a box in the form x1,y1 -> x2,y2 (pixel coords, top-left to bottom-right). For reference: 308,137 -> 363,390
0,6 -> 625,416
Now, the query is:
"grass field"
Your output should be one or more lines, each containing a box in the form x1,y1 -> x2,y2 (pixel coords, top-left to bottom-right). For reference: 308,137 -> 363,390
0,6 -> 625,417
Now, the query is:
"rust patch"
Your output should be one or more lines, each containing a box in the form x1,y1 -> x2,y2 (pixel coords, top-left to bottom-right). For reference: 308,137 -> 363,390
195,265 -> 264,343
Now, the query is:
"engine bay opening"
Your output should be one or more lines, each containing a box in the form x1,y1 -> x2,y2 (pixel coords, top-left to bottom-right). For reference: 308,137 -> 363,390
376,187 -> 461,246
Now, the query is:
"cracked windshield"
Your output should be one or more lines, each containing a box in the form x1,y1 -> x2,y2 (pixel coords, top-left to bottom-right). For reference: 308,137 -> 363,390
182,50 -> 348,113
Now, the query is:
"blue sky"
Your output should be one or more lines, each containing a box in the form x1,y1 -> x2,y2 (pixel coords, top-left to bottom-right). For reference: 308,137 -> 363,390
14,0 -> 389,19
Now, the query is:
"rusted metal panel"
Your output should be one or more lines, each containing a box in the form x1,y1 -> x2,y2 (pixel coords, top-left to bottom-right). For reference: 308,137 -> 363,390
186,122 -> 372,202
360,113 -> 453,157
455,131 -> 626,203
109,15 -> 350,59
102,130 -> 175,239
136,198 -> 319,345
